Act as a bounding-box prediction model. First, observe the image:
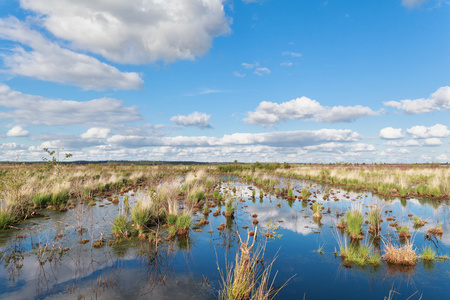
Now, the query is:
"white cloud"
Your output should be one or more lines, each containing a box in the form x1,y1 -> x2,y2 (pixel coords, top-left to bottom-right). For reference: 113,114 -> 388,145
282,51 -> 302,57
244,96 -> 377,126
19,0 -> 231,64
385,140 -> 421,147
106,128 -> 362,148
242,62 -> 259,69
380,148 -> 410,156
384,86 -> 450,114
0,17 -> 142,90
254,67 -> 271,76
170,112 -> 212,129
80,127 -> 111,139
406,124 -> 450,138
240,61 -> 270,76
0,143 -> 27,150
233,71 -> 246,78
401,0 -> 428,8
423,138 -> 442,146
280,62 -> 293,67
6,125 -> 29,137
379,127 -> 404,139
0,84 -> 141,126
304,142 -> 375,153
436,154 -> 448,161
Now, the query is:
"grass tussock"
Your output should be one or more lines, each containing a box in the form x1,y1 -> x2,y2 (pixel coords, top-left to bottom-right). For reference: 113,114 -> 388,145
0,205 -> 16,229
346,204 -> 363,239
383,243 -> 417,266
112,213 -> 129,237
420,246 -> 438,261
339,242 -> 381,266
218,229 -> 290,300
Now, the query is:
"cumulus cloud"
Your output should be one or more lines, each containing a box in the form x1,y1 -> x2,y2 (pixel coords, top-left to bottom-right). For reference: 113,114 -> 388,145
384,86 -> 450,114
6,125 -> 29,137
379,127 -> 404,139
170,112 -> 212,129
106,128 -> 362,148
304,142 -> 375,153
19,0 -> 231,64
385,140 -> 421,147
423,138 -> 442,146
436,154 -> 448,161
380,148 -> 410,156
0,142 -> 27,150
0,17 -> 142,90
0,84 -> 141,126
401,0 -> 428,8
244,96 -> 377,126
406,124 -> 450,138
80,127 -> 111,139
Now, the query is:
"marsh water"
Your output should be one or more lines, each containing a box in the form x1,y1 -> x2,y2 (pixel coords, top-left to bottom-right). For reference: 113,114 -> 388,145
1,176 -> 449,299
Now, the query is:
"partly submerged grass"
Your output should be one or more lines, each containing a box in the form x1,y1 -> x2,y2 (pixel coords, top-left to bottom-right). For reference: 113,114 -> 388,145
176,213 -> 192,230
346,206 -> 363,236
420,246 -> 436,261
0,205 -> 16,229
218,230 -> 291,300
339,243 -> 381,266
167,213 -> 178,226
112,214 -> 129,237
131,201 -> 151,229
368,206 -> 381,227
383,243 -> 417,266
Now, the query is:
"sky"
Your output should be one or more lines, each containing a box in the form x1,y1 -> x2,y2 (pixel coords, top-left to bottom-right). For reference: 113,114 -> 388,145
0,0 -> 449,163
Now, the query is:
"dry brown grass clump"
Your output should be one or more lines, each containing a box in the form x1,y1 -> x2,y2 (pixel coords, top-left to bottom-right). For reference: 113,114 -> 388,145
383,243 -> 417,266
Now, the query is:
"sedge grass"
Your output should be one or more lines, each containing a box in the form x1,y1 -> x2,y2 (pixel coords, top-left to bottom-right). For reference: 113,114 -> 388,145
383,242 -> 417,266
346,204 -> 363,238
420,246 -> 436,261
339,242 -> 381,266
217,229 -> 291,300
0,205 -> 15,229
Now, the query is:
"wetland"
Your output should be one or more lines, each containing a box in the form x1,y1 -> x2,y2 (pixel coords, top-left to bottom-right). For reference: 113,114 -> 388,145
0,163 -> 449,299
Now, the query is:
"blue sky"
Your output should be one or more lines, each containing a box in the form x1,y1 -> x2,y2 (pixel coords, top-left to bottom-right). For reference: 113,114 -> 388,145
0,0 -> 449,163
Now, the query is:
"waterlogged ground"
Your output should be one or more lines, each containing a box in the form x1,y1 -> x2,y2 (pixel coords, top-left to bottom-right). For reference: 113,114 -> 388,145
1,176 -> 449,299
